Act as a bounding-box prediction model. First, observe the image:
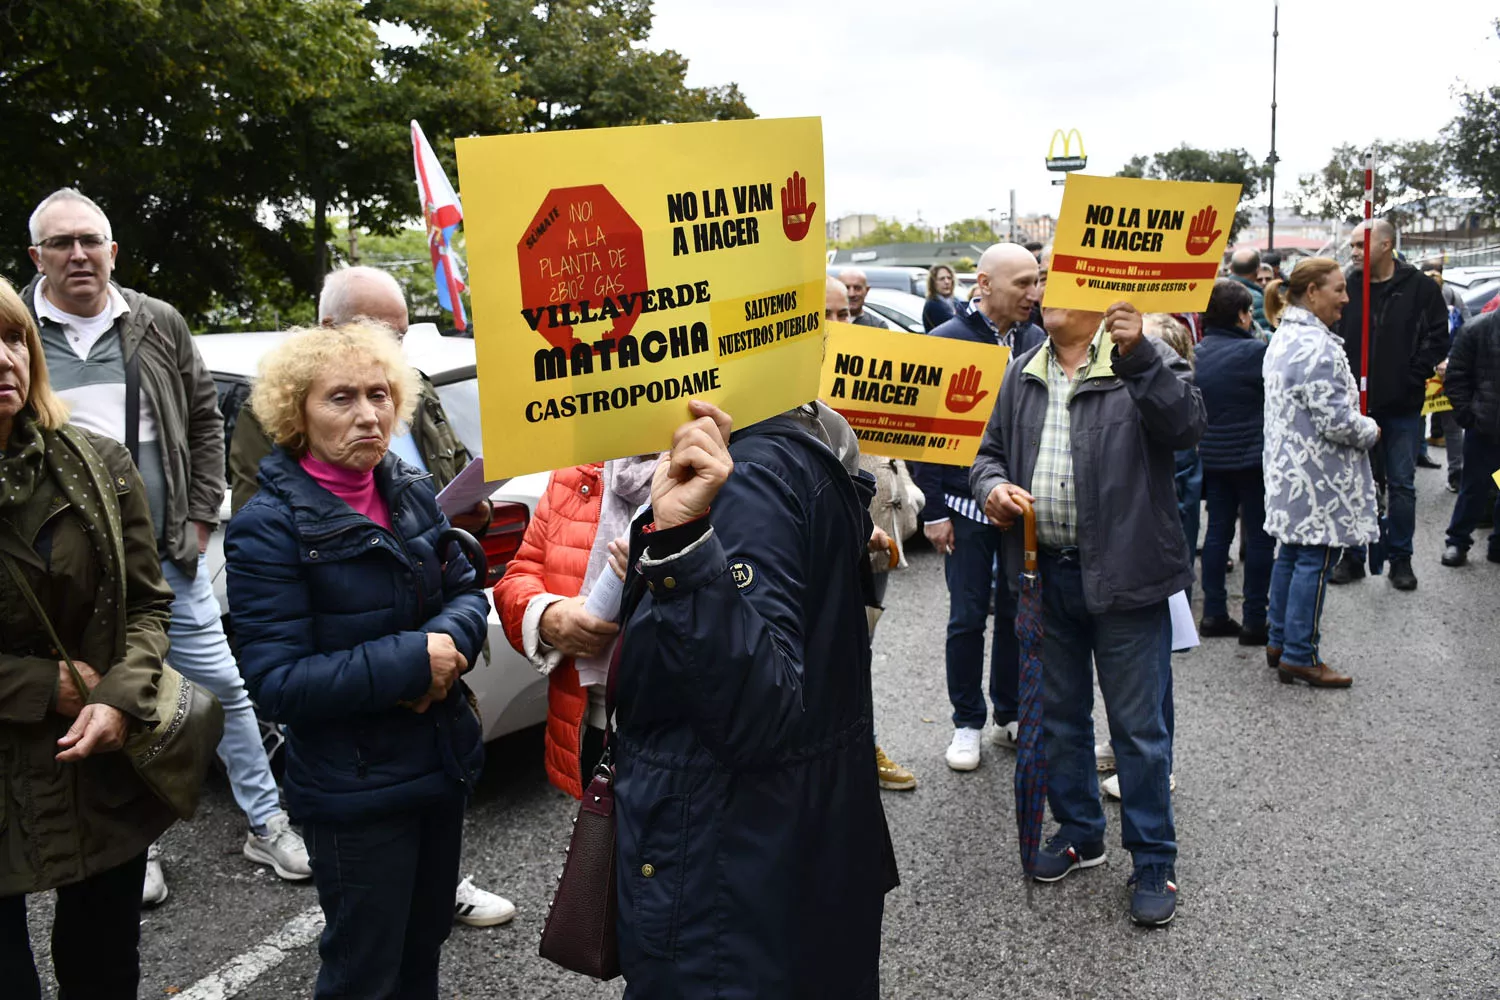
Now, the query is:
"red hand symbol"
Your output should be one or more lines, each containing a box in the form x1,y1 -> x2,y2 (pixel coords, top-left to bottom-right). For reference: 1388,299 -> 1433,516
780,170 -> 818,242
945,364 -> 990,413
1184,205 -> 1222,256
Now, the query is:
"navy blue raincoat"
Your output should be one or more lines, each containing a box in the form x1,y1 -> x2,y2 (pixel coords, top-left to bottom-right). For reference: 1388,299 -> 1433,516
225,449 -> 488,824
612,415 -> 899,999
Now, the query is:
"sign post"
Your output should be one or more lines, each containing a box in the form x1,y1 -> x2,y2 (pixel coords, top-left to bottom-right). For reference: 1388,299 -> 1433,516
1360,151 -> 1374,415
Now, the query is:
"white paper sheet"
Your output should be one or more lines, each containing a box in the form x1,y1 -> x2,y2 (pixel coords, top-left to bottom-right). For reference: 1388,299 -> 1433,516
435,457 -> 508,518
1168,590 -> 1199,652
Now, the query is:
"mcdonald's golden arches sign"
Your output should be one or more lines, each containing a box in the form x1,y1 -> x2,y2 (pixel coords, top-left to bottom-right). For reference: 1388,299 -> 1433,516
1046,129 -> 1087,172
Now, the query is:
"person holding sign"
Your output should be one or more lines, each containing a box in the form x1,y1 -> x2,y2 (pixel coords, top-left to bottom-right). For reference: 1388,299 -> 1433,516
912,243 -> 1044,773
971,297 -> 1204,927
612,399 -> 898,997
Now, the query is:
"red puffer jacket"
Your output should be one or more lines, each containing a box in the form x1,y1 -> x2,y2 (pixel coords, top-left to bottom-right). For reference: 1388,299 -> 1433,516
495,464 -> 603,799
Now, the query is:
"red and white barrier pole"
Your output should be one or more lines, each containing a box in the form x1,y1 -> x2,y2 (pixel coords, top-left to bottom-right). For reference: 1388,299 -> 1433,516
1360,152 -> 1374,415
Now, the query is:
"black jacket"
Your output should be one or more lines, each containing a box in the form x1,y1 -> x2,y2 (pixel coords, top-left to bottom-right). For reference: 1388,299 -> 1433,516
613,416 -> 897,998
1445,310 -> 1500,437
225,450 -> 488,823
1194,324 -> 1268,471
911,310 -> 1045,523
1337,260 -> 1450,418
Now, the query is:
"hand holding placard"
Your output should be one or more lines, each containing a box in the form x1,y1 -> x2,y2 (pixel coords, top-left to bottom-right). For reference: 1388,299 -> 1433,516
1105,301 -> 1144,356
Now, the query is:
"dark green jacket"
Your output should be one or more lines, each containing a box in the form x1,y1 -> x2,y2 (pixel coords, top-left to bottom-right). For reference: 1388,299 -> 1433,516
0,426 -> 176,895
25,277 -> 227,577
228,370 -> 470,515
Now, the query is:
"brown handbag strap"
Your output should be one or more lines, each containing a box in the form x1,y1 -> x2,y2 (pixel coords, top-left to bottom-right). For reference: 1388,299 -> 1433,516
0,550 -> 91,707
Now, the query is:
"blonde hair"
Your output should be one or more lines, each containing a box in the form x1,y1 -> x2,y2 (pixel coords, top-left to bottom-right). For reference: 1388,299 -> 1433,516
1145,313 -> 1194,370
0,277 -> 69,430
1263,279 -> 1288,328
249,321 -> 418,456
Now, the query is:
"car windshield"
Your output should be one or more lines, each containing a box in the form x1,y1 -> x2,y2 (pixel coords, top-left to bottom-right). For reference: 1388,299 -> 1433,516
434,377 -> 484,456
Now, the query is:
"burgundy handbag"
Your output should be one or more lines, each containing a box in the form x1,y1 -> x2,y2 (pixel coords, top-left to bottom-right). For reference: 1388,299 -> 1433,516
538,754 -> 621,980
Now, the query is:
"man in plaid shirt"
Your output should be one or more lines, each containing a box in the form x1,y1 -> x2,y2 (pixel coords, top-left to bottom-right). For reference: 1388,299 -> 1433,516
970,301 -> 1204,928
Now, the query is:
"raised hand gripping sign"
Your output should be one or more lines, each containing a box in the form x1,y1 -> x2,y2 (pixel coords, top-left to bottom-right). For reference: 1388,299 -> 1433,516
456,118 -> 826,478
819,322 -> 1008,466
1045,174 -> 1242,313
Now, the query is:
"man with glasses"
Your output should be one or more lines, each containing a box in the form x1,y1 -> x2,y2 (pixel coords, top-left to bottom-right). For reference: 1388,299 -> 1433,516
24,188 -> 310,906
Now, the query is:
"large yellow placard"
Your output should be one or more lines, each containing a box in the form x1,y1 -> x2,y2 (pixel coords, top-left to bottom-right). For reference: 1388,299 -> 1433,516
819,322 -> 1008,466
456,118 -> 827,477
1044,174 -> 1242,313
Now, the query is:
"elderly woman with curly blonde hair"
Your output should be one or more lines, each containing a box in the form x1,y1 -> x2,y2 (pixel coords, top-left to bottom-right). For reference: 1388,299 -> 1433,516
225,322 -> 489,999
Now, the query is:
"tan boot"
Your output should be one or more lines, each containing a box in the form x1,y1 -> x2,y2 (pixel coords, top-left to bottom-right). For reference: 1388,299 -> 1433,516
1277,660 -> 1352,688
875,745 -> 917,791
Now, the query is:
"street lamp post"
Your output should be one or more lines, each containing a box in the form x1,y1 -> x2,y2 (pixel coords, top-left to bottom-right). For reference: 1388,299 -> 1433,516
1267,0 -> 1280,252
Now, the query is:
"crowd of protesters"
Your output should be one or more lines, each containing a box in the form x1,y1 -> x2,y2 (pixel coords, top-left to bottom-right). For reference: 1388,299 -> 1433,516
2,180 -> 1494,997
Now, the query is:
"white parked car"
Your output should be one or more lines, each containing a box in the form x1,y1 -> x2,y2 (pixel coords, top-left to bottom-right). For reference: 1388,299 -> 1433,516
198,324 -> 550,742
862,287 -> 929,334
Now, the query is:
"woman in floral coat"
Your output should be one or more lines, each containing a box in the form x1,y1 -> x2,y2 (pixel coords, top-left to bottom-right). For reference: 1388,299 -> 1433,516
1262,258 -> 1380,688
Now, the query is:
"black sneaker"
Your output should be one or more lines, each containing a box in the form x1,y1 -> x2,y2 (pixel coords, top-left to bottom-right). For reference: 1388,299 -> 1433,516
1128,863 -> 1178,926
1442,546 -> 1467,567
1388,557 -> 1418,591
1328,551 -> 1366,585
1198,615 -> 1241,638
1031,835 -> 1107,883
1238,622 -> 1269,646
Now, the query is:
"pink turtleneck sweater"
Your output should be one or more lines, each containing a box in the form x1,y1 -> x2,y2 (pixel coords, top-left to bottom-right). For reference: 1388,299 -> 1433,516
300,454 -> 392,529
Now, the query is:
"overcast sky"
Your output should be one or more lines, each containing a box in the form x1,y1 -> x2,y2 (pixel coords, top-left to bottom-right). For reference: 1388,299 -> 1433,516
647,0 -> 1500,226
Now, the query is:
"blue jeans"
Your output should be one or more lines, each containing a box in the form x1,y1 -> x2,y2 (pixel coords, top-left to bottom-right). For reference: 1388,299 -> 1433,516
1375,414 -> 1421,560
1175,449 -> 1202,598
305,794 -> 465,999
161,553 -> 282,829
1200,469 -> 1275,626
1267,543 -> 1335,667
943,513 -> 1018,729
1039,551 -> 1175,865
1445,430 -> 1500,556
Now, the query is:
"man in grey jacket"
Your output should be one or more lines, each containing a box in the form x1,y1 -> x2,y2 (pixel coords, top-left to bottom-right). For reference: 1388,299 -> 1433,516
970,300 -> 1204,927
25,189 -> 308,905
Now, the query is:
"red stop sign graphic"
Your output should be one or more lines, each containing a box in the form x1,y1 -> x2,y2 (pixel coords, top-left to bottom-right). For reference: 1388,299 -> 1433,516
517,184 -> 648,352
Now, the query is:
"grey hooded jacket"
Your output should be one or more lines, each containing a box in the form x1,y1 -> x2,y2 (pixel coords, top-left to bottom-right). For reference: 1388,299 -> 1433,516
970,328 -> 1205,614
1262,306 -> 1379,547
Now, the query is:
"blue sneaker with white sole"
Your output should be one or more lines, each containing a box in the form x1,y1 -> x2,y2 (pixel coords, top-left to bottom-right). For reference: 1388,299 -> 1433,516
1031,834 -> 1107,883
1128,862 -> 1178,926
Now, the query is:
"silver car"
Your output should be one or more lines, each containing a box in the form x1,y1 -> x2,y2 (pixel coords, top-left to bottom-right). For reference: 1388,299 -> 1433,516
198,324 -> 549,742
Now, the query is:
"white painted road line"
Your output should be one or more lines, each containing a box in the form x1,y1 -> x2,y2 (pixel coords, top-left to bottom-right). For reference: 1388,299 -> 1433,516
175,905 -> 325,1000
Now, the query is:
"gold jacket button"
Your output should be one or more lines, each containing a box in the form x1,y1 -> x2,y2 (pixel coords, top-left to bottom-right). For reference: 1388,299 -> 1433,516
641,864 -> 656,878
663,577 -> 676,590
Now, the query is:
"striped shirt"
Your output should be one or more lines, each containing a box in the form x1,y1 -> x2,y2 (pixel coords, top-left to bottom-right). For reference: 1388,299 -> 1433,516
942,312 -> 1021,525
1032,328 -> 1105,549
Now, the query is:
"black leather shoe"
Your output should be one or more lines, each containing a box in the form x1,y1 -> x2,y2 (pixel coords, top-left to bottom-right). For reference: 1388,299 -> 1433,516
1198,616 -> 1241,638
1238,622 -> 1269,646
1388,557 -> 1418,591
1328,552 -> 1366,585
1442,546 -> 1468,567
1417,455 -> 1442,469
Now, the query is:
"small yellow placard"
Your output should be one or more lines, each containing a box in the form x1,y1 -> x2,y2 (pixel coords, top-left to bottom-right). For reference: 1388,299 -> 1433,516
1422,378 -> 1453,416
456,118 -> 827,478
819,322 -> 1008,466
1045,174 -> 1242,313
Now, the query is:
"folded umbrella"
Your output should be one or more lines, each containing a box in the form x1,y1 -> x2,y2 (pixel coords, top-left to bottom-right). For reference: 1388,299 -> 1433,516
1012,498 -> 1047,876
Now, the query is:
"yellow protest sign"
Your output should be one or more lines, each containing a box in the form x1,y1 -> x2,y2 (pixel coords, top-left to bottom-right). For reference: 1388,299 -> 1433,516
1044,174 -> 1241,313
1422,378 -> 1453,416
456,118 -> 827,477
819,322 -> 1008,466
1493,469 -> 1500,489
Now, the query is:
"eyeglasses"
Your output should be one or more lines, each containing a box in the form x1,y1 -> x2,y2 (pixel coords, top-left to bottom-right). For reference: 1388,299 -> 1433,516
34,233 -> 111,252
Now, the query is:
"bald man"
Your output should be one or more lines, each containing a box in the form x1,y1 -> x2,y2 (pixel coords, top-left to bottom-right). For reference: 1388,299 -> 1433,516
1329,219 -> 1450,591
1225,247 -> 1267,329
911,244 -> 1045,773
229,266 -> 472,514
837,267 -> 890,328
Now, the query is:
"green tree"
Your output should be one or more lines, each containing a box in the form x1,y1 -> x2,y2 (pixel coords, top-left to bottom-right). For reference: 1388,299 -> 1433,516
1117,145 -> 1264,241
1293,140 -> 1451,227
941,218 -> 1000,243
833,217 -> 933,249
1444,21 -> 1500,216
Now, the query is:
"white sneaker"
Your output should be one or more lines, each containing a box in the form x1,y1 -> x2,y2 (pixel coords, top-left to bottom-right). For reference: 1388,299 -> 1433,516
454,876 -> 517,927
945,728 -> 983,771
1101,773 -> 1176,800
1095,741 -> 1116,772
988,721 -> 1020,750
244,812 -> 312,881
142,841 -> 168,907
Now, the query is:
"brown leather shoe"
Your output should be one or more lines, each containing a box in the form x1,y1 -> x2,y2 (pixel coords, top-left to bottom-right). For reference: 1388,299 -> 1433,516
1277,661 -> 1352,688
1266,646 -> 1281,670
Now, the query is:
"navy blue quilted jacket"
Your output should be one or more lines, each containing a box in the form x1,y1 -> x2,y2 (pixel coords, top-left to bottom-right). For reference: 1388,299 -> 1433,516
225,448 -> 487,823
1194,324 -> 1268,472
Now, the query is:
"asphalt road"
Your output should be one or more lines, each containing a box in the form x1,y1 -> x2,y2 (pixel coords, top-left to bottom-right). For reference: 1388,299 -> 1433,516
24,461 -> 1500,998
